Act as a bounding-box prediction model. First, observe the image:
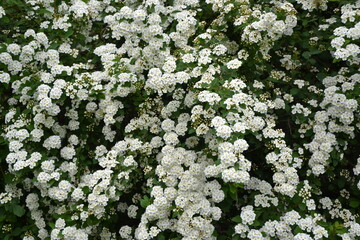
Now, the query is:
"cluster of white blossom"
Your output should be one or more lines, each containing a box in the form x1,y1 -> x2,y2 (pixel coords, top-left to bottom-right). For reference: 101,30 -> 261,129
237,1 -> 298,57
328,2 -> 360,64
1,0 -> 360,239
295,0 -> 328,12
301,72 -> 359,176
235,209 -> 329,239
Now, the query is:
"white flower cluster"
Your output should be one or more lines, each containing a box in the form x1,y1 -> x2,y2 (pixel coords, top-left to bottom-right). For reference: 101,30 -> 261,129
1,0 -> 360,239
133,146 -> 224,239
302,72 -> 360,176
328,2 -> 360,64
238,2 -> 297,56
295,0 -> 328,12
0,6 -> 5,18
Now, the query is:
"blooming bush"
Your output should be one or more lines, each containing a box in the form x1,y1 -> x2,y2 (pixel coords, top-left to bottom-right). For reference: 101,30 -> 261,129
0,0 -> 360,239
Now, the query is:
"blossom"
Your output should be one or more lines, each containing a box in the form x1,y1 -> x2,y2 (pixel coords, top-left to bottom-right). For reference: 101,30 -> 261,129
226,59 -> 243,69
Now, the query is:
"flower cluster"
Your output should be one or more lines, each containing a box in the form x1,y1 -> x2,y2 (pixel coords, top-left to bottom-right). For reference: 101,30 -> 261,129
0,0 -> 360,240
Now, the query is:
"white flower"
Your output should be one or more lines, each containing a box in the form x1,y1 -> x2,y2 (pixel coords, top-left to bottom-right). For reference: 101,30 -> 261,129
213,44 -> 227,55
211,116 -> 226,128
68,135 -> 79,145
41,160 -> 55,173
55,218 -> 66,229
50,229 -> 61,240
196,123 -> 209,135
306,199 -> 316,210
334,48 -> 351,60
234,139 -> 249,153
71,188 -> 85,201
161,119 -> 175,132
119,226 -> 132,239
43,135 -> 62,150
198,91 -> 221,105
222,168 -> 250,183
247,229 -> 264,240
123,156 -> 138,167
0,52 -> 12,65
39,97 -> 52,109
216,125 -> 233,139
182,53 -> 196,63
50,87 -> 63,99
294,233 -> 312,240
9,140 -> 23,152
226,59 -> 243,69
240,205 -> 256,225
162,59 -> 177,73
235,223 -> 249,235
282,210 -> 301,225
331,37 -> 345,48
30,129 -> 44,142
163,132 -> 179,146
7,44 -> 21,56
37,172 -> 52,184
0,6 -> 5,18
254,102 -> 268,114
133,9 -> 147,21
58,180 -> 72,192
69,0 -> 89,18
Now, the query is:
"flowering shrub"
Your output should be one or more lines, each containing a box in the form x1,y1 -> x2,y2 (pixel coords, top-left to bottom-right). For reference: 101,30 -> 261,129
0,0 -> 360,239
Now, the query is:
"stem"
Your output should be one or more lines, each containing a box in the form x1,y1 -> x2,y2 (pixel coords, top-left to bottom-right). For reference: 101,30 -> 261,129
287,118 -> 293,135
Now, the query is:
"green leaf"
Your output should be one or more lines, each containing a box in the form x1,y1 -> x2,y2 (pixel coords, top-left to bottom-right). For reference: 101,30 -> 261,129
313,177 -> 321,187
337,178 -> 345,189
219,235 -> 227,240
253,220 -> 261,227
230,184 -> 237,194
172,211 -> 179,218
49,42 -> 60,49
130,58 -> 136,65
349,200 -> 360,208
12,226 -> 24,236
232,235 -> 240,240
4,173 -> 14,184
38,8 -> 52,15
290,88 -> 299,95
302,51 -> 311,59
64,29 -> 74,38
299,203 -> 306,211
140,195 -> 150,208
13,205 -> 25,217
231,215 -> 242,223
229,189 -> 237,201
334,221 -> 344,230
294,226 -> 302,234
158,234 -> 166,240
49,222 -> 55,229
82,186 -> 90,194
148,5 -> 155,13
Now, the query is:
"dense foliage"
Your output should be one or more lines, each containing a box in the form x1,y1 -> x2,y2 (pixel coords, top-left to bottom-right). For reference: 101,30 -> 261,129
1,0 -> 360,239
